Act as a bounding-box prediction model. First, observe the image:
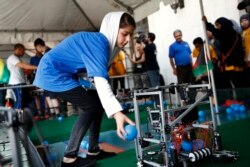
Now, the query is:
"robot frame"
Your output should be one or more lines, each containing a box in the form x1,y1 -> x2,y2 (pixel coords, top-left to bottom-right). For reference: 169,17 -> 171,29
128,83 -> 239,167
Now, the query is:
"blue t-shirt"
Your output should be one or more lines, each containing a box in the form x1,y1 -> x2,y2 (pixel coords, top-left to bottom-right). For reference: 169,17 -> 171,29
169,41 -> 192,66
30,55 -> 42,66
33,32 -> 110,92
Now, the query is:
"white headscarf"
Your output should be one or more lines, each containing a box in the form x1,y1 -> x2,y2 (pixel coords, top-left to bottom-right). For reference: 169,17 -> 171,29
100,11 -> 125,66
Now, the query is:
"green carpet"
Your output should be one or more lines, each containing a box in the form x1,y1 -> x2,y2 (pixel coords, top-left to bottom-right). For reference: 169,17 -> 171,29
29,110 -> 148,145
29,106 -> 250,166
98,149 -> 137,167
97,117 -> 250,167
197,117 -> 250,167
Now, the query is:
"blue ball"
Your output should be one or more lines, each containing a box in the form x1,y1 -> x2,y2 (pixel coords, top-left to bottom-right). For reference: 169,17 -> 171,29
198,110 -> 205,117
235,104 -> 241,112
58,116 -> 63,121
181,140 -> 193,151
80,140 -> 89,150
230,104 -> 235,108
239,105 -> 246,112
124,125 -> 137,141
198,116 -> 206,123
231,104 -> 240,112
226,107 -> 233,114
42,140 -> 49,146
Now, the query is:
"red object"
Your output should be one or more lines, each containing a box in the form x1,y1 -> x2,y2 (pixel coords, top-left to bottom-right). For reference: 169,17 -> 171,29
34,116 -> 41,121
222,99 -> 244,107
5,99 -> 12,108
24,69 -> 32,75
44,114 -> 50,120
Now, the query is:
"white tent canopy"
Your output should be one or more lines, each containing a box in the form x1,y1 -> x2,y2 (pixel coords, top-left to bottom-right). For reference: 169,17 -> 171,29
0,0 -> 174,44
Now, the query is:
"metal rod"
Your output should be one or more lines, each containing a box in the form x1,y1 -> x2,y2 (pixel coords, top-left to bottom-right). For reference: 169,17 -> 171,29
0,84 -> 35,90
143,138 -> 161,144
6,109 -> 23,167
133,91 -> 143,160
199,0 -> 219,114
72,0 -> 98,31
18,128 -> 46,167
143,159 -> 162,167
169,93 -> 208,127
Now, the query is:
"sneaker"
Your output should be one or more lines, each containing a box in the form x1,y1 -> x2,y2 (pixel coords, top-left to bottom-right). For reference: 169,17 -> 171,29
34,114 -> 44,121
44,114 -> 50,120
86,150 -> 116,160
61,157 -> 96,167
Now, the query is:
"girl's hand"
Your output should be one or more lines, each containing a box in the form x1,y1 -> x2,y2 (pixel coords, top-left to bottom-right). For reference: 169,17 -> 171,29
113,111 -> 135,140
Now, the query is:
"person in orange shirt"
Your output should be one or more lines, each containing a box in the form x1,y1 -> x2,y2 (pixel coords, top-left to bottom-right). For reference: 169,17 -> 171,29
240,14 -> 250,87
109,50 -> 126,94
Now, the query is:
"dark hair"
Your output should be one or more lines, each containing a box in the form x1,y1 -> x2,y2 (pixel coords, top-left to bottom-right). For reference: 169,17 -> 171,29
193,37 -> 203,45
34,38 -> 45,47
119,13 -> 136,29
240,14 -> 250,22
215,17 -> 233,29
148,32 -> 155,42
136,39 -> 143,44
238,0 -> 250,10
14,43 -> 25,50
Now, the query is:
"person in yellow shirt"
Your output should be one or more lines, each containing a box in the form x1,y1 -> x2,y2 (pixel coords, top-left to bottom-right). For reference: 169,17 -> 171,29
109,50 -> 126,94
240,14 -> 250,87
0,58 -> 9,106
192,37 -> 217,83
240,14 -> 250,66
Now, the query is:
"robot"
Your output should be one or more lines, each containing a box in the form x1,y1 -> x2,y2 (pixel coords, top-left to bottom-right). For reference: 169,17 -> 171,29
133,84 -> 239,167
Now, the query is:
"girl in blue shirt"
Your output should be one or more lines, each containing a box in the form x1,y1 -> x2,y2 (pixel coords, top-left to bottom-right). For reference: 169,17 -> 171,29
34,11 -> 136,167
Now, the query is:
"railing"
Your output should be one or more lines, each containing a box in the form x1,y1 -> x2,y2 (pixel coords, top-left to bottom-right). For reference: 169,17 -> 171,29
0,107 -> 46,167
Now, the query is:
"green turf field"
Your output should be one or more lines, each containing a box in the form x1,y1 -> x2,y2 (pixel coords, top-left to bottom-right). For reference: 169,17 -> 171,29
97,117 -> 250,167
29,110 -> 146,145
28,98 -> 250,167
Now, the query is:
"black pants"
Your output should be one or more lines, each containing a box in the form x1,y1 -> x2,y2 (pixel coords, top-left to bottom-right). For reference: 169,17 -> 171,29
176,65 -> 195,101
46,86 -> 104,158
111,77 -> 125,94
219,70 -> 245,89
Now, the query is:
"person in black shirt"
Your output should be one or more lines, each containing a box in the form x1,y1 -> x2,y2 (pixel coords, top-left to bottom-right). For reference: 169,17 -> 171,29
144,32 -> 160,87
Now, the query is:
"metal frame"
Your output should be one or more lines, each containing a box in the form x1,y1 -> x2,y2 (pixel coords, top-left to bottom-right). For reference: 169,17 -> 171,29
0,107 -> 45,167
133,83 -> 215,166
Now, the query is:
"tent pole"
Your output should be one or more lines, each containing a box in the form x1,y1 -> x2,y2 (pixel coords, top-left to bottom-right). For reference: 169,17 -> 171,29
72,0 -> 98,31
113,0 -> 134,14
199,0 -> 219,129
